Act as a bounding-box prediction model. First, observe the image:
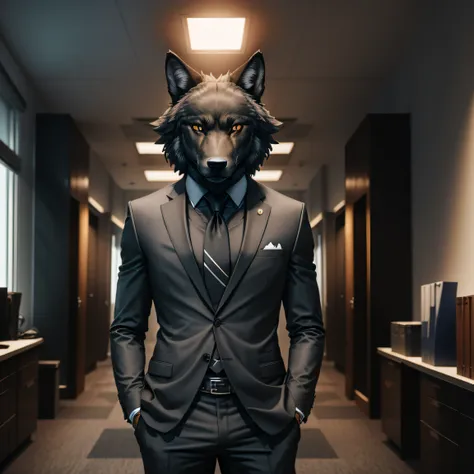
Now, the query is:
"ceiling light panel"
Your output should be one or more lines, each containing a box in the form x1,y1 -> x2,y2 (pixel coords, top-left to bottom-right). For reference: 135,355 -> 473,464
187,17 -> 246,51
145,170 -> 181,182
144,169 -> 282,182
136,142 -> 164,154
254,170 -> 283,182
137,141 -> 294,156
270,142 -> 294,154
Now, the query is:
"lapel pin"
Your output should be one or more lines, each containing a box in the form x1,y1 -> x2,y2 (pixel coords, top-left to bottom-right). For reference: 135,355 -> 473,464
257,208 -> 263,215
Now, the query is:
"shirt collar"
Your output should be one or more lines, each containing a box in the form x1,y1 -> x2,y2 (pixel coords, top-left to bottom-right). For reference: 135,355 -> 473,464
185,174 -> 247,208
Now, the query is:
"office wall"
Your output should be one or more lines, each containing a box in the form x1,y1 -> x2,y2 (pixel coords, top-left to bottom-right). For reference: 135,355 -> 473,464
0,38 -> 46,325
110,180 -> 126,224
89,151 -> 111,212
371,0 -> 474,317
305,165 -> 328,219
89,151 -> 127,224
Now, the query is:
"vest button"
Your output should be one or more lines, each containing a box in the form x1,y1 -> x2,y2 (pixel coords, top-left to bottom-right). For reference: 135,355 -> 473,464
214,318 -> 222,327
202,353 -> 211,362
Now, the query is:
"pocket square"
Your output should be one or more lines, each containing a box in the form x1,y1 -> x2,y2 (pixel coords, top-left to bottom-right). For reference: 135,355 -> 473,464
263,242 -> 282,250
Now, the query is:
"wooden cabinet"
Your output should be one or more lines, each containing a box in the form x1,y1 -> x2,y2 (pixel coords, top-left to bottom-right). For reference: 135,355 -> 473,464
16,350 -> 38,445
0,345 -> 40,465
380,356 -> 420,458
379,349 -> 474,472
420,420 -> 459,474
419,373 -> 474,474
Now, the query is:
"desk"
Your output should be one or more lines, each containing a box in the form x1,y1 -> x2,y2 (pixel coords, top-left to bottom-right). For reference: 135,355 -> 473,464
0,338 -> 43,465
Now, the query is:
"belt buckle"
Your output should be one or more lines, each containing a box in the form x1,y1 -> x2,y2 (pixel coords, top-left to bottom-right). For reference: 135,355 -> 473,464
209,377 -> 228,395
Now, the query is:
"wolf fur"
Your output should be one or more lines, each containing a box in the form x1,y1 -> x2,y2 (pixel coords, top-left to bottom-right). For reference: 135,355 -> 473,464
151,51 -> 282,193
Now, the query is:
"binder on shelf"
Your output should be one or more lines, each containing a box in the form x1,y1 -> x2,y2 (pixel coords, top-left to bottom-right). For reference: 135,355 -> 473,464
421,281 -> 457,367
456,296 -> 472,378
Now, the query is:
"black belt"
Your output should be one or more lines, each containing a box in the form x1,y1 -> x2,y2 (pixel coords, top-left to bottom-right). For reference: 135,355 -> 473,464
200,375 -> 235,395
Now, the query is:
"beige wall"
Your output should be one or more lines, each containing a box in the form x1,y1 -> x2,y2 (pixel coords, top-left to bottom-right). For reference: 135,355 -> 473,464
318,0 -> 474,319
371,0 -> 474,318
89,150 -> 127,223
89,151 -> 111,212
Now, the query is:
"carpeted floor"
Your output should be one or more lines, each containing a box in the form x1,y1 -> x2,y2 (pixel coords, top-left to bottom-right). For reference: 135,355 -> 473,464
0,344 -> 417,474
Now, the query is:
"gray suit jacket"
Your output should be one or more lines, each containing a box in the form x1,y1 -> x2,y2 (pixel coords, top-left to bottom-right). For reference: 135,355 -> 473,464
110,176 -> 325,435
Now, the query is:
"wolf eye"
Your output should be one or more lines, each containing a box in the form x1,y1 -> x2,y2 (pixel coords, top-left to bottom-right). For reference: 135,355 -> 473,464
231,124 -> 243,133
191,124 -> 203,133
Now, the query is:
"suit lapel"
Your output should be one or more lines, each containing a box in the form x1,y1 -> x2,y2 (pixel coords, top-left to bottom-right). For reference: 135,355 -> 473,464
161,178 -> 214,316
216,179 -> 270,314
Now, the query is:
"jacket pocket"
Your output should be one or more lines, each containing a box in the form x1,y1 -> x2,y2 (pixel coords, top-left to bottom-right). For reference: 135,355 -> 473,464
255,249 -> 287,258
148,360 -> 173,378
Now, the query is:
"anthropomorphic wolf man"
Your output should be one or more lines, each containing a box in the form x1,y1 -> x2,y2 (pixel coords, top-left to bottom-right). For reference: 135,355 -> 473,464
110,50 -> 325,474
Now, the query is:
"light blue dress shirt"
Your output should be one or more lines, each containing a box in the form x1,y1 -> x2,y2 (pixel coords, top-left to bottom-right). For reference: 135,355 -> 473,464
129,175 -> 304,424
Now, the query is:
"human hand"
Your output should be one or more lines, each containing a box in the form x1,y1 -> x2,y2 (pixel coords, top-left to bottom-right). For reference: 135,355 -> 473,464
132,411 -> 141,429
295,412 -> 302,424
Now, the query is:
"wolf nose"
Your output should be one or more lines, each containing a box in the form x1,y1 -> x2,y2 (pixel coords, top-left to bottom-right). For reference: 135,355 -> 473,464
207,158 -> 228,170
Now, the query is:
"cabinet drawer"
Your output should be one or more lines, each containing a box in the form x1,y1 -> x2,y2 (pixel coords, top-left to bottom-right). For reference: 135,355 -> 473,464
420,396 -> 459,443
17,362 -> 38,444
380,358 -> 401,447
0,414 -> 17,465
459,414 -> 474,474
0,357 -> 17,382
421,374 -> 458,409
0,372 -> 17,426
420,421 -> 459,474
458,387 -> 474,420
18,361 -> 38,387
17,348 -> 39,369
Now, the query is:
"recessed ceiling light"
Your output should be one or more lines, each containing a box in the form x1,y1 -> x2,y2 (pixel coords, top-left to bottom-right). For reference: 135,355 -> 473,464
310,213 -> 323,228
187,17 -> 246,51
111,215 -> 124,229
333,200 -> 345,213
144,169 -> 282,183
145,170 -> 182,182
271,142 -> 294,154
88,197 -> 104,213
254,170 -> 283,182
136,142 -> 165,154
137,141 -> 294,156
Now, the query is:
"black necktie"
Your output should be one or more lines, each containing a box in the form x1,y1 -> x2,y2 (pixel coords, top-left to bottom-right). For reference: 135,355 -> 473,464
203,193 -> 231,308
203,193 -> 230,374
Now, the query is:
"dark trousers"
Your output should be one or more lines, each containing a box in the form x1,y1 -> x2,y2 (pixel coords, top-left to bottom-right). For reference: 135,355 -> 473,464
134,391 -> 300,474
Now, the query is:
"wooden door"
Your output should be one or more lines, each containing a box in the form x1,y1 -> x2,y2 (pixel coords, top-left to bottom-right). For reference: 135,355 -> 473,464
86,211 -> 99,373
64,197 -> 88,399
334,211 -> 346,372
353,194 -> 369,414
97,212 -> 112,361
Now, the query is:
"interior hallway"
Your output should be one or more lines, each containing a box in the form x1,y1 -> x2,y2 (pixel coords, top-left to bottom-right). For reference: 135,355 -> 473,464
1,338 -> 416,474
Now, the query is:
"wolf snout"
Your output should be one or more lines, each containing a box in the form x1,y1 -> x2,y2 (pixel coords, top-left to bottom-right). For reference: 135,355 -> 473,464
207,158 -> 228,170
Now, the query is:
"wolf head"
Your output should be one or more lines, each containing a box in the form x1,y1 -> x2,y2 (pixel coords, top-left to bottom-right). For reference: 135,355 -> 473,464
151,51 -> 282,193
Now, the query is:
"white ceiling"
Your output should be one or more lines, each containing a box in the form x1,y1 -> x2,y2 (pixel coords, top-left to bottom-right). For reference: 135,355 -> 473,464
0,0 -> 423,191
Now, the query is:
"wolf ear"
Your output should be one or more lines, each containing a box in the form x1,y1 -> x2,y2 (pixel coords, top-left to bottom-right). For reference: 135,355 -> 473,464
231,51 -> 265,102
165,51 -> 201,104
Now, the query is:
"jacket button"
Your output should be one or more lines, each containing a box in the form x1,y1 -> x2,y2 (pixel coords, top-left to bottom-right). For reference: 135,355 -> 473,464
214,319 -> 222,327
203,353 -> 211,362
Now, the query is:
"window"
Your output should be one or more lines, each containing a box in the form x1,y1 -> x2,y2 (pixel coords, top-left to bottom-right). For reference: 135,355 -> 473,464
110,233 -> 122,309
0,94 -> 18,289
0,96 -> 18,151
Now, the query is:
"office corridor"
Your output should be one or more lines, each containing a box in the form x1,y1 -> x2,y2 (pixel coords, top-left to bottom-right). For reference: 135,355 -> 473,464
2,342 -> 415,474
